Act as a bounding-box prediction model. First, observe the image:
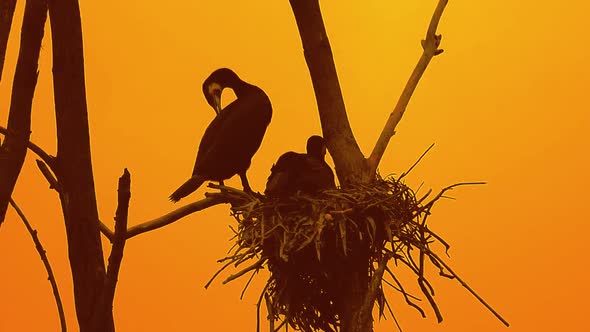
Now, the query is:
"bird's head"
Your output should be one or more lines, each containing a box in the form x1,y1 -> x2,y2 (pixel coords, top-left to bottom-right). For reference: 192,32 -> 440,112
202,68 -> 241,114
307,135 -> 327,160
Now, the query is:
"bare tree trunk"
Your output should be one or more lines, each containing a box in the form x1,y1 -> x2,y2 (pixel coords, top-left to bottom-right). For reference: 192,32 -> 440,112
288,1 -> 374,331
46,0 -> 114,330
0,0 -> 46,225
0,0 -> 17,83
288,0 -> 368,185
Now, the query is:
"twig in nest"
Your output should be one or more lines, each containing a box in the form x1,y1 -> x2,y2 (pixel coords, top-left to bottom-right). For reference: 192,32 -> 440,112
223,257 -> 266,284
208,176 -> 507,331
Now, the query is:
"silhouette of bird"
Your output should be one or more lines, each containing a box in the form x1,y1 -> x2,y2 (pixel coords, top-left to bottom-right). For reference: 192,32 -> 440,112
169,68 -> 272,202
265,135 -> 336,197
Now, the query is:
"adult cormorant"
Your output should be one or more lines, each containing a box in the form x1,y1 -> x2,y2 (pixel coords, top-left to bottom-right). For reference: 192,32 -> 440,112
169,68 -> 272,202
265,135 -> 336,197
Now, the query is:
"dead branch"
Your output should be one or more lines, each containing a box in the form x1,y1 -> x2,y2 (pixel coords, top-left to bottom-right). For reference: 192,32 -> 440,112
398,143 -> 435,182
0,0 -> 17,82
367,0 -> 449,175
124,195 -> 229,239
425,248 -> 510,327
94,169 -> 131,331
9,198 -> 66,332
0,0 -> 47,224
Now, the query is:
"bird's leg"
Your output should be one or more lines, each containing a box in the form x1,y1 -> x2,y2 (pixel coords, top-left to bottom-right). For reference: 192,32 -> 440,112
219,180 -> 225,186
239,172 -> 253,194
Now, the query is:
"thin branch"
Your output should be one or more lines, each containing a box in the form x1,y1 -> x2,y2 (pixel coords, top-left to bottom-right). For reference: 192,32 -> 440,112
124,195 -> 229,239
99,221 -> 114,242
9,198 -> 66,332
360,255 -> 390,319
426,249 -> 510,327
36,159 -> 61,191
385,266 -> 425,317
367,0 -> 449,175
420,182 -> 486,214
240,269 -> 258,300
398,143 -> 435,182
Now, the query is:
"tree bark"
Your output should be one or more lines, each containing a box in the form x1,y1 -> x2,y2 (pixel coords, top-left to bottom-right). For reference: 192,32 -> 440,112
0,0 -> 17,83
0,0 -> 46,225
46,0 -> 113,330
289,0 -> 368,185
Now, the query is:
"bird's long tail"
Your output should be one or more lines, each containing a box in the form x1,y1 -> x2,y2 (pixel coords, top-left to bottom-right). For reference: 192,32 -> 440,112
169,175 -> 206,202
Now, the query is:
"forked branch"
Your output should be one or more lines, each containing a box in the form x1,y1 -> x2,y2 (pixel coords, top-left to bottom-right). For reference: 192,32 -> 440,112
367,0 -> 448,175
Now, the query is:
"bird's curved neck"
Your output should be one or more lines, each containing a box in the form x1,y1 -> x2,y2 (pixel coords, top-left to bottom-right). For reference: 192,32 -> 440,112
227,80 -> 255,98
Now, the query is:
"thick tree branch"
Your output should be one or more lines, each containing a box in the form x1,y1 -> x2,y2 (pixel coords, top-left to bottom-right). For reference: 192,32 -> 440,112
9,198 -> 67,332
124,195 -> 228,239
289,0 -> 367,185
0,0 -> 47,225
46,0 -> 112,330
367,0 -> 448,175
0,0 -> 17,82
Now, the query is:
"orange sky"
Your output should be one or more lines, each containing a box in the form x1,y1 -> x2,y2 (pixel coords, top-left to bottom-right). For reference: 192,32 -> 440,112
1,1 -> 589,331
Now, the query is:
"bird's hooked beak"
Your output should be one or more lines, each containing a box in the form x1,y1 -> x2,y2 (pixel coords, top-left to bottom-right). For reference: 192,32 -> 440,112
207,82 -> 223,114
212,88 -> 222,114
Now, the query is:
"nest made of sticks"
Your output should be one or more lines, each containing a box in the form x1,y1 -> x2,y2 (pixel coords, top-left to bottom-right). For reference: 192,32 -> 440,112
205,175 -> 494,332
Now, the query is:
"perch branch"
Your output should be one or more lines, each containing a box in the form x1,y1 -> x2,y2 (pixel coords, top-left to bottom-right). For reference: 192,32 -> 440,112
0,0 -> 48,224
9,198 -> 66,332
367,0 -> 449,175
125,196 -> 229,239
